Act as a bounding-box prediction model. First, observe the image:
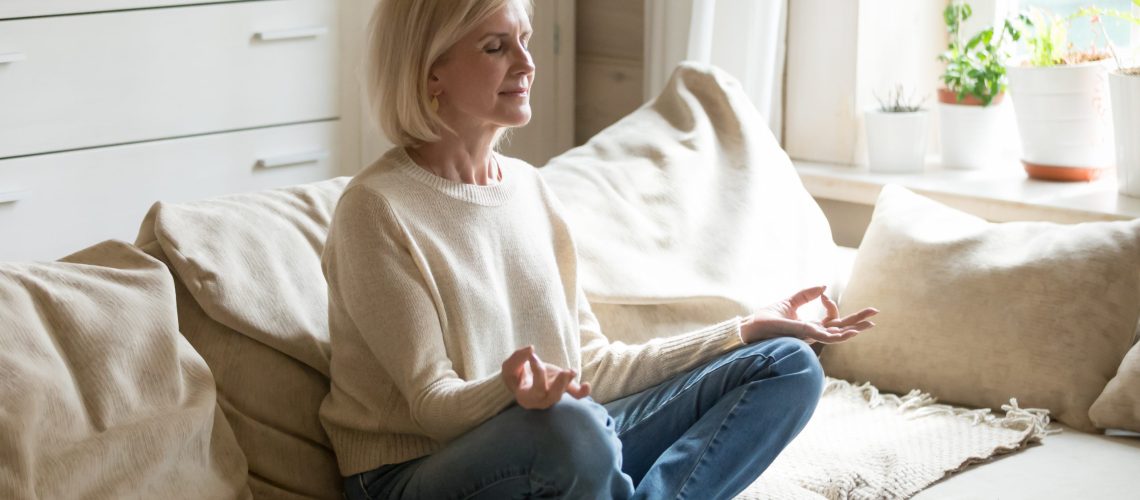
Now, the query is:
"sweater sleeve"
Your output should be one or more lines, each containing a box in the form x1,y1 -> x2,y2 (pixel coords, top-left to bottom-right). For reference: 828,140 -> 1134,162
324,187 -> 515,443
575,286 -> 746,404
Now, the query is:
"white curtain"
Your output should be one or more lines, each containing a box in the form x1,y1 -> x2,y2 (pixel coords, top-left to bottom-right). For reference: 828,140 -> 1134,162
644,0 -> 788,141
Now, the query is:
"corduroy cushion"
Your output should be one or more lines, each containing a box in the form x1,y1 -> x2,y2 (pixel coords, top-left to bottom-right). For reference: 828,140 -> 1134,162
0,240 -> 250,499
821,185 -> 1140,431
135,177 -> 349,498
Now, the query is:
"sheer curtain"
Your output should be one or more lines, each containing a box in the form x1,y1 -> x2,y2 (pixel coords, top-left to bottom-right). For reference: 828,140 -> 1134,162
644,0 -> 789,141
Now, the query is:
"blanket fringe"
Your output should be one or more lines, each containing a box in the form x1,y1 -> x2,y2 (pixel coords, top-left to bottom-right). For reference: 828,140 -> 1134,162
823,377 -> 1059,443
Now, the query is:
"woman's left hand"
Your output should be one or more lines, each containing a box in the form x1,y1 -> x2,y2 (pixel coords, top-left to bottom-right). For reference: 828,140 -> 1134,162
740,285 -> 878,345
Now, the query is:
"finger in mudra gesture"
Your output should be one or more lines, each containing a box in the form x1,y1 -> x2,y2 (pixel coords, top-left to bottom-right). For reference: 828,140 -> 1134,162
741,285 -> 879,345
501,346 -> 592,410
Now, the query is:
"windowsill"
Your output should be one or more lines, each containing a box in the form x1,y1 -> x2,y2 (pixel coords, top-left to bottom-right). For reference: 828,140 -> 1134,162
794,159 -> 1140,224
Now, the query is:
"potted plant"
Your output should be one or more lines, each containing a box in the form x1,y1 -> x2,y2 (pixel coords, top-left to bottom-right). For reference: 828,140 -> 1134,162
1005,6 -> 1137,181
1112,65 -> 1140,196
865,86 -> 929,173
1105,1 -> 1140,197
937,2 -> 1025,170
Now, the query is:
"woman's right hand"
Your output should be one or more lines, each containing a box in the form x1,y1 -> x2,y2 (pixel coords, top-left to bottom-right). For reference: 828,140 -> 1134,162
501,346 -> 591,410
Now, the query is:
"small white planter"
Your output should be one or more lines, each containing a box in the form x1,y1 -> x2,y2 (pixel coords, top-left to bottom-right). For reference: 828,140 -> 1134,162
865,109 -> 929,173
939,99 -> 1006,170
1007,61 -> 1114,180
1110,70 -> 1140,197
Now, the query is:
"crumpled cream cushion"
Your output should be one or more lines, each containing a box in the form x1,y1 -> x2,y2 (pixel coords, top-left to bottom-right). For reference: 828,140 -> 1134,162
135,177 -> 349,498
0,240 -> 250,499
821,185 -> 1140,432
1090,338 -> 1140,432
539,62 -> 836,344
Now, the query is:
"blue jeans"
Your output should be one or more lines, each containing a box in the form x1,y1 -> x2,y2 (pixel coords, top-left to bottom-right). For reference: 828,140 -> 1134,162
343,337 -> 824,500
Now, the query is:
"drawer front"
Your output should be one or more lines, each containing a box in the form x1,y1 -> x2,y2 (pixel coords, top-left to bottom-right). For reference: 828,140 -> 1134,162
0,120 -> 344,262
0,1 -> 248,19
0,0 -> 338,159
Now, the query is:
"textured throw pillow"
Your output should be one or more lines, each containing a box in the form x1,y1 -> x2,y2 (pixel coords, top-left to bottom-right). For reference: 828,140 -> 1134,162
137,240 -> 339,499
821,185 -> 1140,432
539,62 -> 837,344
135,177 -> 349,498
0,240 -> 249,499
1090,339 -> 1140,432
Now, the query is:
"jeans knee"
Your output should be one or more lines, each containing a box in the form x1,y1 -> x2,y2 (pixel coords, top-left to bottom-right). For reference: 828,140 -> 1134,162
521,395 -> 628,495
522,395 -> 620,463
753,337 -> 824,400
789,340 -> 824,406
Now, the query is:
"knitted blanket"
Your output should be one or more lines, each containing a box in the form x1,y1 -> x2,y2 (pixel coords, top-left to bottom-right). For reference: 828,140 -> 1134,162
736,378 -> 1053,499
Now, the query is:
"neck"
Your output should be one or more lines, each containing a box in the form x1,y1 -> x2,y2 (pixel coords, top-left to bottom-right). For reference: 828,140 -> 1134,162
407,125 -> 502,186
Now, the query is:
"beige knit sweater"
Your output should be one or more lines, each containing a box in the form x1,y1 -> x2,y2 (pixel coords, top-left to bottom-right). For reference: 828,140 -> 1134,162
320,147 -> 746,476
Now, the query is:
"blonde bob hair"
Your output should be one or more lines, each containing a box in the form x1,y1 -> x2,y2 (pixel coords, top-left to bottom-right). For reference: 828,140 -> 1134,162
365,0 -> 533,147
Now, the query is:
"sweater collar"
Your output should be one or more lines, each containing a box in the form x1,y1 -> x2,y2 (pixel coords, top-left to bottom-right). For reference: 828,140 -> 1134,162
391,147 -> 519,207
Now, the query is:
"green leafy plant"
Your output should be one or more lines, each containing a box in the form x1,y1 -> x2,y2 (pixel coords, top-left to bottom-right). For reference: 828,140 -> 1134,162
1023,4 -> 1140,67
1024,8 -> 1070,67
938,2 -> 1028,106
874,85 -> 927,113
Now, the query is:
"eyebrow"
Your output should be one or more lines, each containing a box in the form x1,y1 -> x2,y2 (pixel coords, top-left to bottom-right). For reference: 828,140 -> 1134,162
478,31 -> 533,42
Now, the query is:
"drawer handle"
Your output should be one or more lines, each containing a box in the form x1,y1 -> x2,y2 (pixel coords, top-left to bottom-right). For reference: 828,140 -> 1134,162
254,26 -> 328,41
256,150 -> 329,169
0,189 -> 28,204
0,52 -> 27,64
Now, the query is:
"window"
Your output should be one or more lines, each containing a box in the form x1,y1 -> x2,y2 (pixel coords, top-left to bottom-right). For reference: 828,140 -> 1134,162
1020,0 -> 1138,53
784,0 -> 1140,167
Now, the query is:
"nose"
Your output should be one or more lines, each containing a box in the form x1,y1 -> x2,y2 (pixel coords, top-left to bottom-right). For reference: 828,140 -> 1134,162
512,43 -> 535,77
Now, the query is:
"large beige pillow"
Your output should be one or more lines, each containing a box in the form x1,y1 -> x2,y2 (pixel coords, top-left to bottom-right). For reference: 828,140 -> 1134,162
821,185 -> 1140,432
1090,339 -> 1140,432
0,240 -> 249,499
135,177 -> 349,498
539,62 -> 837,344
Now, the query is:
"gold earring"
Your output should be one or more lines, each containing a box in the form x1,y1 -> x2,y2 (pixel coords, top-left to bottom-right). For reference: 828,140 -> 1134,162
431,95 -> 439,112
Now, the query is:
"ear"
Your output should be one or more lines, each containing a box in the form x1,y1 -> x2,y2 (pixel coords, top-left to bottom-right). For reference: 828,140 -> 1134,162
426,72 -> 442,97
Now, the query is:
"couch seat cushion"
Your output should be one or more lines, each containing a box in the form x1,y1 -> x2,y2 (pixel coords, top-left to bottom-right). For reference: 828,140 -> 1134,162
915,427 -> 1140,499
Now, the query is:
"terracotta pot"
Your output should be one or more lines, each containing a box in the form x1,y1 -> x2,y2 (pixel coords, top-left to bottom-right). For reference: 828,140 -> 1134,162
936,88 -> 1005,106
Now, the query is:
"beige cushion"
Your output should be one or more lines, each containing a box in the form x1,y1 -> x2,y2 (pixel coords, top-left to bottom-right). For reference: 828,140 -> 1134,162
821,185 -> 1140,431
0,240 -> 249,499
136,177 -> 350,498
1091,341 -> 1140,432
539,62 -> 837,344
137,240 -> 340,499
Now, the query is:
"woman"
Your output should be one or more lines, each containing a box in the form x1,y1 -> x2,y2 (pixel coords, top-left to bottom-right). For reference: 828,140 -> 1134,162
321,0 -> 879,498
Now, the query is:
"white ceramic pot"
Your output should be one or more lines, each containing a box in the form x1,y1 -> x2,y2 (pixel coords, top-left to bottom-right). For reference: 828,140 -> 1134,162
939,101 -> 1006,170
865,109 -> 929,173
1007,61 -> 1114,180
1110,70 -> 1140,197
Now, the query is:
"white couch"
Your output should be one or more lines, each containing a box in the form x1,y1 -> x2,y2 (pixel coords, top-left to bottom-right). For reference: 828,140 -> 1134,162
4,207 -> 1137,499
4,62 -> 1138,499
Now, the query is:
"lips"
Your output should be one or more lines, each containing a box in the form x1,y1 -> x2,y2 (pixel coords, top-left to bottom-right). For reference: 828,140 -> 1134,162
499,87 -> 529,96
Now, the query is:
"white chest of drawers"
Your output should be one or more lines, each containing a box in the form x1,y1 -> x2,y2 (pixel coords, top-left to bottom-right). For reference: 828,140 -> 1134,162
0,0 -> 355,261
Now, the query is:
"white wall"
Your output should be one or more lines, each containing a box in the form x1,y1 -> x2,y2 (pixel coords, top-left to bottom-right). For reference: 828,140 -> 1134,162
785,0 -> 946,166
